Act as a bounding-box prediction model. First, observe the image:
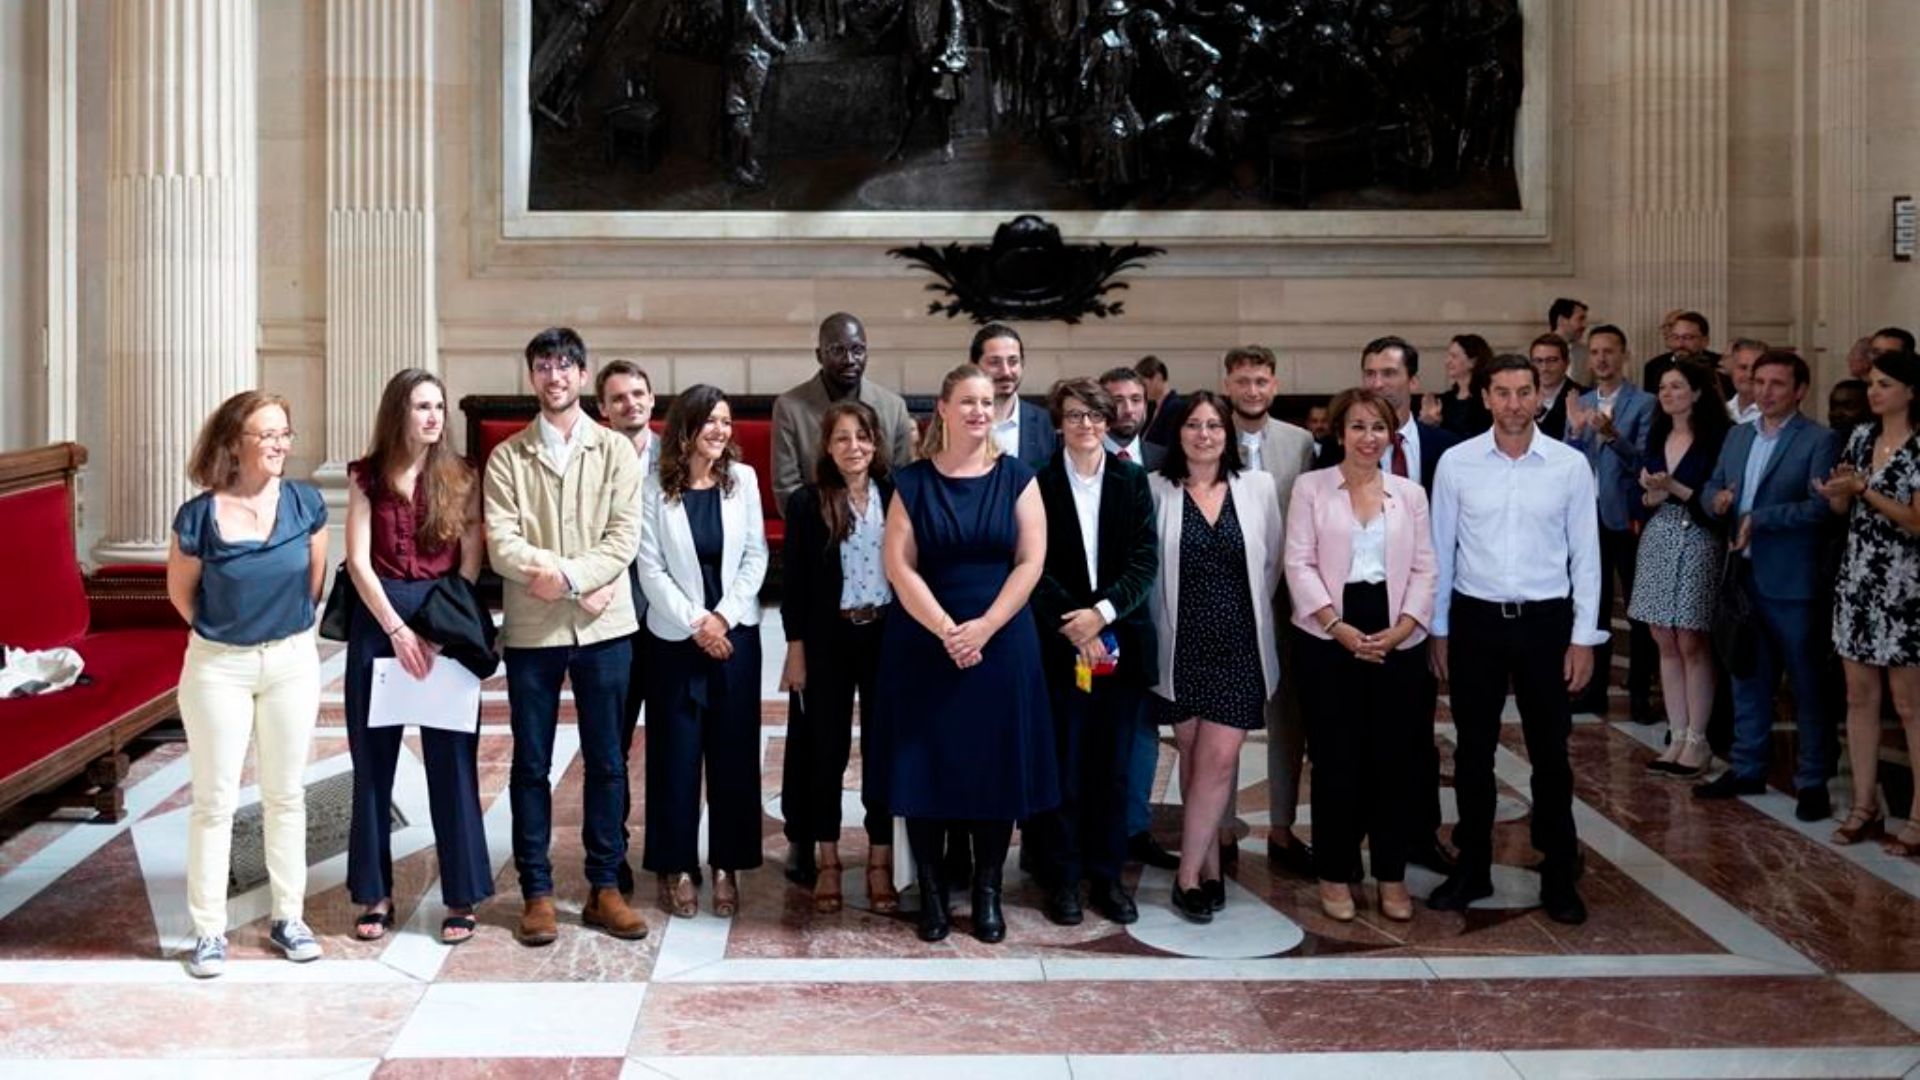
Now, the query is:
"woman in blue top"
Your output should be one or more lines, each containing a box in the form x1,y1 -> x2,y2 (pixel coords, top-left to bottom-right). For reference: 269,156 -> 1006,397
166,391 -> 329,979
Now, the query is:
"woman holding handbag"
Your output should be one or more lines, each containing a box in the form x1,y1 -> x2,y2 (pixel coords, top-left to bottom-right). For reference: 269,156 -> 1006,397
342,369 -> 493,945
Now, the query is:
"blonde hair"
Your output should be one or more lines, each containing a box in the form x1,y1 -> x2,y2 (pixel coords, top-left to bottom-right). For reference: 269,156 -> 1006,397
188,390 -> 293,491
920,363 -> 1002,464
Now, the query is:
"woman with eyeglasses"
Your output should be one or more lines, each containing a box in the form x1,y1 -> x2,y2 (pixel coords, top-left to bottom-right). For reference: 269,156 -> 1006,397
341,369 -> 492,946
166,391 -> 328,978
1147,391 -> 1284,923
637,385 -> 769,918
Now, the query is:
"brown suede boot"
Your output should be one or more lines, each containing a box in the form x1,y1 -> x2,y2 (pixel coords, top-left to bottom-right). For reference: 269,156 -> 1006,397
517,895 -> 559,947
583,886 -> 651,940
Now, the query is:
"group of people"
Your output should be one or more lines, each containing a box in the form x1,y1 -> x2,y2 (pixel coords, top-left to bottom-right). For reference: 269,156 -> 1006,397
158,303 -> 1920,977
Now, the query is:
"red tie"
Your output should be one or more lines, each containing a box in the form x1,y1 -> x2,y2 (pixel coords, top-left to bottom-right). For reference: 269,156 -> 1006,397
1117,447 -> 1132,462
1389,433 -> 1409,478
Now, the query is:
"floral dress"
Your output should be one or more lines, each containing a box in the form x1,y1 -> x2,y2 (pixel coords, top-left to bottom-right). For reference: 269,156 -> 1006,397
1833,423 -> 1920,666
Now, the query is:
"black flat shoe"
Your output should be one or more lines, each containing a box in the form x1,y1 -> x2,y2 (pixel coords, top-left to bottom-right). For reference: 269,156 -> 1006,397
1202,878 -> 1225,912
1043,883 -> 1083,926
1171,884 -> 1214,924
1127,831 -> 1179,871
1795,785 -> 1832,823
1088,879 -> 1138,925
1407,839 -> 1457,876
1266,833 -> 1315,879
1427,873 -> 1494,912
784,844 -> 818,887
1540,876 -> 1587,925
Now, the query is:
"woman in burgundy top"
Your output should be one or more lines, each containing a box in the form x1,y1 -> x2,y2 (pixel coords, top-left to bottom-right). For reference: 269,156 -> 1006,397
343,369 -> 491,944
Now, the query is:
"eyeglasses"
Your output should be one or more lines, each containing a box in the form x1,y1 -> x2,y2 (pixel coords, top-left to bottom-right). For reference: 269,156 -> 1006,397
242,429 -> 297,446
1061,409 -> 1106,427
532,360 -> 582,377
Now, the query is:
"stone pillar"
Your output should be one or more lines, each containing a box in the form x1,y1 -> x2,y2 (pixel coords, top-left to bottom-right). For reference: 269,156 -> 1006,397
97,0 -> 258,564
1613,0 -> 1729,364
318,0 -> 438,502
1811,0 -> 1868,388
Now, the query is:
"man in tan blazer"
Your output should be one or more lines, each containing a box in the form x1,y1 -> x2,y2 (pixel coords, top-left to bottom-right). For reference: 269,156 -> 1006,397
485,327 -> 650,947
1220,345 -> 1317,876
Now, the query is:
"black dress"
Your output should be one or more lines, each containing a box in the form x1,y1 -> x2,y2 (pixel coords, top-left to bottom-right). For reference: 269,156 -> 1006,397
877,457 -> 1059,820
1156,488 -> 1266,730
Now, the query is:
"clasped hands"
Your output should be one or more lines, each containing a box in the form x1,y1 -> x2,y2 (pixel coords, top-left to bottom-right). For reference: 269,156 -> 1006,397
941,616 -> 993,670
1638,468 -> 1679,506
1814,462 -> 1868,502
1329,620 -> 1405,664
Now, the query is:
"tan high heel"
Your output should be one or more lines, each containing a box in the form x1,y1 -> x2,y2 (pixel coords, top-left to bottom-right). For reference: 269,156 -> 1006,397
712,868 -> 739,918
866,844 -> 900,914
657,872 -> 698,919
813,843 -> 844,914
1379,881 -> 1414,922
1318,881 -> 1356,922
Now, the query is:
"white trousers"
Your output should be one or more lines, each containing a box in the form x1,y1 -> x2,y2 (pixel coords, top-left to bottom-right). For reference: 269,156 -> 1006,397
178,630 -> 320,937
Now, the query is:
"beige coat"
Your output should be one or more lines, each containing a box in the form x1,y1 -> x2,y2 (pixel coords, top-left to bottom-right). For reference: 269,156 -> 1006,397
484,417 -> 643,648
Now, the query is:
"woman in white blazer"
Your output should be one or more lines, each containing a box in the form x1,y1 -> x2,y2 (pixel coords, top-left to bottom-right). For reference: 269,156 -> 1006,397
1146,391 -> 1284,923
637,385 -> 768,919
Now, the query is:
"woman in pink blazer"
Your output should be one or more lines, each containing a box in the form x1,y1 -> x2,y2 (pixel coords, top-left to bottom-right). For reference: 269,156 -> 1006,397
1285,389 -> 1438,924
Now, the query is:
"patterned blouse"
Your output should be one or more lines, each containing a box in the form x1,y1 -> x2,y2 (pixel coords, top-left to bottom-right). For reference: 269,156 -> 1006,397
838,488 -> 892,609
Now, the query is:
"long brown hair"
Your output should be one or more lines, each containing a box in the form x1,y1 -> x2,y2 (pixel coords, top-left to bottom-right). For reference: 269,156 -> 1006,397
814,401 -> 892,543
657,384 -> 741,502
360,369 -> 473,550
188,390 -> 294,490
920,363 -> 1000,462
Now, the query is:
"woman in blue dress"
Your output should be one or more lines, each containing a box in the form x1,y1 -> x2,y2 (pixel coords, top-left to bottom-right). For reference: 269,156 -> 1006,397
878,363 -> 1057,944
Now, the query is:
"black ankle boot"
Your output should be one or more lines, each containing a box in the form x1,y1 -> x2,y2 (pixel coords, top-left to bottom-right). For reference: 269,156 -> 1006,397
915,860 -> 951,942
971,864 -> 1006,943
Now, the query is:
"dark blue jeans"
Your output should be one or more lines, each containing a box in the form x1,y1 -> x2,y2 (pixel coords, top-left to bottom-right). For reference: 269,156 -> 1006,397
506,637 -> 632,898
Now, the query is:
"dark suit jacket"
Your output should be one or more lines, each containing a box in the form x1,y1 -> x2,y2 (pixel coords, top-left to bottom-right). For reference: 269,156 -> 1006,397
1537,379 -> 1588,442
1110,438 -> 1165,471
780,479 -> 897,647
406,574 -> 499,680
1313,420 -> 1460,495
1030,451 -> 1160,688
1701,413 -> 1838,601
1015,398 -> 1059,470
1142,390 -> 1185,448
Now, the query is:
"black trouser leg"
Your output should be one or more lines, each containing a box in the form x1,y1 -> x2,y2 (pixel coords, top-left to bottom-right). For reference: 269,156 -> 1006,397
779,684 -> 814,849
642,640 -> 706,875
1413,666 -> 1444,841
851,623 -> 891,846
1300,632 -> 1363,883
1445,597 -> 1515,878
702,630 -> 765,871
1367,644 -> 1427,883
1505,604 -> 1580,874
419,724 -> 495,908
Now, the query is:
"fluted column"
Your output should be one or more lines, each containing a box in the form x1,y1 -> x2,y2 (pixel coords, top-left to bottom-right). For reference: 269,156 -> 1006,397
320,0 -> 437,490
1614,0 -> 1728,363
1812,0 -> 1868,385
97,0 -> 258,564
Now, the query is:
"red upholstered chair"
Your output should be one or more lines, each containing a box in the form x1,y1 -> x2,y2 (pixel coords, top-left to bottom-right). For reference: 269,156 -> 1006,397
0,444 -> 188,821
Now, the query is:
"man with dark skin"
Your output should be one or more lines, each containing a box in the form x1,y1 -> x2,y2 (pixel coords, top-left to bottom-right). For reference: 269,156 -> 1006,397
771,313 -> 919,519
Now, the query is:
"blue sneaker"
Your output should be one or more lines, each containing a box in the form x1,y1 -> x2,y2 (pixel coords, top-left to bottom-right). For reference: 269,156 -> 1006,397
185,935 -> 227,978
270,918 -> 322,962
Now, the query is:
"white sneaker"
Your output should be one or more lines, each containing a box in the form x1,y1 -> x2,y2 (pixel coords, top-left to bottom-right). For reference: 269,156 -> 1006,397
270,918 -> 322,962
185,935 -> 227,978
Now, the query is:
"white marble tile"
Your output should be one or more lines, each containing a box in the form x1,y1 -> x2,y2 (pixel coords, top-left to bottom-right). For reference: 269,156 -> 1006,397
1503,1047 -> 1920,1079
664,957 -> 1046,983
1072,1053 -> 1520,1079
1841,974 -> 1920,1035
0,959 -> 414,985
1422,954 -> 1805,980
387,981 -> 648,1058
625,1057 -> 1072,1080
1040,956 -> 1434,982
1125,866 -> 1305,959
3,1061 -> 378,1080
1736,790 -> 1920,902
649,906 -> 736,981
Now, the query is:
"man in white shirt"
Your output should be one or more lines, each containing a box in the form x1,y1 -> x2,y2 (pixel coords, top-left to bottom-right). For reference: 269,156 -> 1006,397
1220,345 -> 1317,875
1098,367 -> 1166,471
597,359 -> 656,896
1722,337 -> 1766,425
1428,354 -> 1605,926
973,322 -> 1058,468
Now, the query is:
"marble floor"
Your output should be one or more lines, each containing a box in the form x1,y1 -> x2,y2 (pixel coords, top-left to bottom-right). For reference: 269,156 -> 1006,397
2,616 -> 1918,1078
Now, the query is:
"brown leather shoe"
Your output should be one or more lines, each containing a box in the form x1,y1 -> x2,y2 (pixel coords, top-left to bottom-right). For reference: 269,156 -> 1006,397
658,872 -> 698,918
583,886 -> 651,940
516,895 -> 559,947
712,868 -> 739,918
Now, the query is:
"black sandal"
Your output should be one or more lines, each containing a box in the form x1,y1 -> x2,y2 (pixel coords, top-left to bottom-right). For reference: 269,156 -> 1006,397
440,914 -> 477,945
354,909 -> 394,941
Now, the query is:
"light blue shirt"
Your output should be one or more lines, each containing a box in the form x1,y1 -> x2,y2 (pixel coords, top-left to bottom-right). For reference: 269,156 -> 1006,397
837,489 -> 892,609
1738,417 -> 1788,518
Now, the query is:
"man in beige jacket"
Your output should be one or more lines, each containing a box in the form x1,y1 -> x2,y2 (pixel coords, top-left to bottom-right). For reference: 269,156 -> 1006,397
485,327 -> 649,946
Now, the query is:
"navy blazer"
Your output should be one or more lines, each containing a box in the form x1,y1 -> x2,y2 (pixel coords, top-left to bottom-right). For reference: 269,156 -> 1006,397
1567,382 -> 1657,532
1014,398 -> 1060,470
1702,413 -> 1838,601
1030,451 -> 1160,688
1313,420 -> 1460,495
1142,390 -> 1185,448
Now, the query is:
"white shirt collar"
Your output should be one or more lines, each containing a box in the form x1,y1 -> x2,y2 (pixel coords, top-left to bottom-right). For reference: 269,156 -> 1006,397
538,412 -> 586,469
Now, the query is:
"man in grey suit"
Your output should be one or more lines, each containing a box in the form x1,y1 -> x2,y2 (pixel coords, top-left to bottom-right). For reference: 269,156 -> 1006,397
771,312 -> 920,516
1563,325 -> 1658,721
1697,349 -> 1837,822
1221,345 -> 1317,875
974,323 -> 1059,469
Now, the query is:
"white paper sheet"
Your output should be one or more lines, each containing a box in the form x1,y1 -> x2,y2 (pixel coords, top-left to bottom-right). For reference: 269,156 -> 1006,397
367,657 -> 482,733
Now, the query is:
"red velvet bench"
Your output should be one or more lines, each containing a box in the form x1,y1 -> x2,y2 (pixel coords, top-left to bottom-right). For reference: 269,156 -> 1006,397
0,444 -> 188,822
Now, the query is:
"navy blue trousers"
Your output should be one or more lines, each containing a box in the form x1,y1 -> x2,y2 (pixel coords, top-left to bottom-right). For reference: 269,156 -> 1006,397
643,629 -> 765,873
506,636 -> 631,897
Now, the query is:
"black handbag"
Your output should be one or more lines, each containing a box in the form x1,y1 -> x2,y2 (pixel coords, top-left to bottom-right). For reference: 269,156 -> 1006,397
318,562 -> 356,641
1710,556 -> 1757,678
